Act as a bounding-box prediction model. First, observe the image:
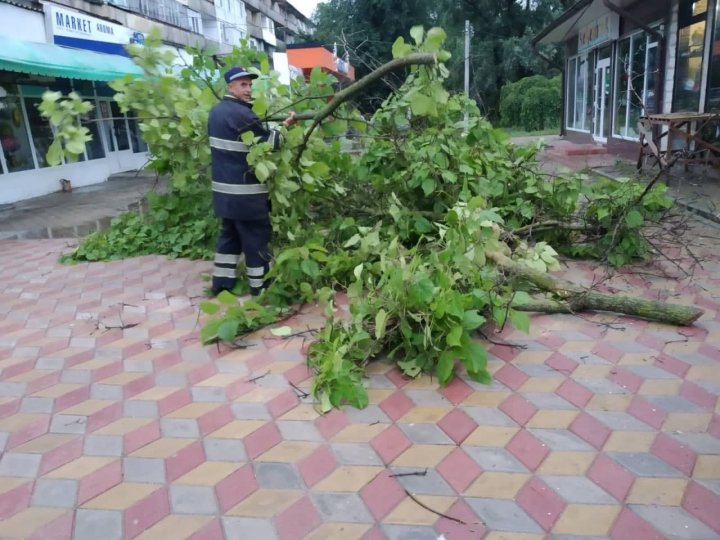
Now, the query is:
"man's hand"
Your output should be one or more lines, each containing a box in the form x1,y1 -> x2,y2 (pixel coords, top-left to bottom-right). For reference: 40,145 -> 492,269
282,111 -> 297,128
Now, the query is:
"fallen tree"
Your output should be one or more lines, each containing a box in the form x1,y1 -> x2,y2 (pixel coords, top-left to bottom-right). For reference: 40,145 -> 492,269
43,28 -> 701,409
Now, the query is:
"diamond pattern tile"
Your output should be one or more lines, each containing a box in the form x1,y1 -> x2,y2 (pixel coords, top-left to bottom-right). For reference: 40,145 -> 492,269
0,235 -> 719,538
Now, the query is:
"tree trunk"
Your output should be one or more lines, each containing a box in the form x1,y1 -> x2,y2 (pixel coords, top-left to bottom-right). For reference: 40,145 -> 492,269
488,251 -> 703,326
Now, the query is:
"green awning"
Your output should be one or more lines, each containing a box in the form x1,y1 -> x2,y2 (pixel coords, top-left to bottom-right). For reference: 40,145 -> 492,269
0,36 -> 144,81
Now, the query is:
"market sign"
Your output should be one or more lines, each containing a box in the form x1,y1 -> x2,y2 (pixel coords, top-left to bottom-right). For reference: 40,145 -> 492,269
46,5 -> 145,57
578,13 -> 619,53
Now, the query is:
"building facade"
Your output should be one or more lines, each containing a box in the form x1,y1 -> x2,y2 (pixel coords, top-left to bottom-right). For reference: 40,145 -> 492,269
535,0 -> 720,157
0,0 -> 312,204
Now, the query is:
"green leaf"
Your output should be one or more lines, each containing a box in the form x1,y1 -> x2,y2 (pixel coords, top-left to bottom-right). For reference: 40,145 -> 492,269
255,162 -> 270,182
436,351 -> 455,385
625,209 -> 644,228
447,326 -> 463,347
217,290 -> 237,305
218,319 -> 239,342
199,301 -> 220,315
409,93 -> 432,116
410,25 -> 424,45
375,309 -> 388,339
421,178 -> 435,196
320,392 -> 333,413
344,234 -> 361,248
509,309 -> 530,333
462,310 -> 484,330
270,325 -> 293,337
391,36 -> 413,59
200,319 -> 222,344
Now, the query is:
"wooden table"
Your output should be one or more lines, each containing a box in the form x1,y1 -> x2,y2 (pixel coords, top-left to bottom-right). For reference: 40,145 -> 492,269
637,112 -> 720,171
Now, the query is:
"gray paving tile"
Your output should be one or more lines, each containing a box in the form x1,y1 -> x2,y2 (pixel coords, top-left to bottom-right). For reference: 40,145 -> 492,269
191,387 -> 227,402
0,432 -> 7,452
393,467 -> 455,495
575,378 -> 629,395
344,405 -> 390,424
50,414 -> 87,434
35,358 -> 65,370
123,359 -> 153,372
20,396 -> 54,413
522,392 -> 577,410
463,407 -> 518,427
670,433 -> 720,454
253,462 -> 303,489
398,423 -> 454,445
609,452 -> 684,477
698,480 -> 720,497
170,485 -> 218,514
404,390 -> 451,406
644,395 -> 702,412
276,420 -> 324,442
464,448 -> 529,473
542,475 -> 616,503
466,498 -> 543,533
367,373 -> 396,389
529,429 -> 594,451
90,384 -> 123,400
160,418 -> 200,438
74,509 -> 122,540
0,452 -> 41,478
222,517 -> 277,540
61,370 -> 91,384
0,382 -> 26,398
607,341 -> 656,353
123,457 -> 166,483
31,478 -> 78,508
203,438 -> 248,462
624,365 -> 680,379
588,411 -> 655,431
155,372 -> 187,386
231,402 -> 271,420
311,492 -> 374,522
382,525 -> 442,540
630,505 -> 718,540
84,435 -> 123,457
123,400 -> 159,418
517,364 -> 565,377
331,443 -> 384,466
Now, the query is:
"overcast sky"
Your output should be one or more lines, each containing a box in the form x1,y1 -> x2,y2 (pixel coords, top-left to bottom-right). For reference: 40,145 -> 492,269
290,0 -> 324,19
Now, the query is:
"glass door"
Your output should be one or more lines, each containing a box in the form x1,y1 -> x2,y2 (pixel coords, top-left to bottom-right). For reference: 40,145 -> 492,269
594,58 -> 612,141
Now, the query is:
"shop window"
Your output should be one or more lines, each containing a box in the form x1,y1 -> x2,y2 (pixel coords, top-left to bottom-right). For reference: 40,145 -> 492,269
127,114 -> 148,153
83,106 -> 106,160
24,97 -> 56,168
566,54 -> 590,131
706,1 -> 720,110
0,90 -> 34,173
110,102 -> 130,151
674,0 -> 707,112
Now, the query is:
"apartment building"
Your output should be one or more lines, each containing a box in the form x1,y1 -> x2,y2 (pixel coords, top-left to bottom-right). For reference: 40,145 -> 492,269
0,0 -> 312,204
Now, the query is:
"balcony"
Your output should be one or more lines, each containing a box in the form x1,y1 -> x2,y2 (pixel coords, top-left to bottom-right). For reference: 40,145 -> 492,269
108,0 -> 192,31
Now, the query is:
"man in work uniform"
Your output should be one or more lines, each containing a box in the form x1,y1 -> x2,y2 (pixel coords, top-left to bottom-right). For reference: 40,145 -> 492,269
208,66 -> 296,296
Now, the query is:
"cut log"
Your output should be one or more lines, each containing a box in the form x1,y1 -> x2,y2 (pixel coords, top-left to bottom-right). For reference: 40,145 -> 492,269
488,251 -> 703,326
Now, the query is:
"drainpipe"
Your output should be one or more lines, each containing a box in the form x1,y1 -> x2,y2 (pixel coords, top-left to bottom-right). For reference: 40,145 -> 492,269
602,0 -> 667,115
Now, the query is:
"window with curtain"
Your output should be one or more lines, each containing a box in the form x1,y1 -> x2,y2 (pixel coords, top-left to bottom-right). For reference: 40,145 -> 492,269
673,0 -> 708,112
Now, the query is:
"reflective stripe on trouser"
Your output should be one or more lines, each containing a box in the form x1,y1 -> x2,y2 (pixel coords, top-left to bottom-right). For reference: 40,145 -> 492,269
212,218 -> 271,295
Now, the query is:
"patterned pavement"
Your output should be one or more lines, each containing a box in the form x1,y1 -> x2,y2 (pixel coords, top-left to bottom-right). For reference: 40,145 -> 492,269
0,227 -> 719,540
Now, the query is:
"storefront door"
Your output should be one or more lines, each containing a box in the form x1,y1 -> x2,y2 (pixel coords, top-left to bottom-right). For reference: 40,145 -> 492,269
97,98 -> 134,169
593,58 -> 612,142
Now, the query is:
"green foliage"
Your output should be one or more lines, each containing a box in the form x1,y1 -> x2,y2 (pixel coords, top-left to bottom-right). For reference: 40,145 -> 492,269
47,28 -> 669,410
499,75 -> 561,131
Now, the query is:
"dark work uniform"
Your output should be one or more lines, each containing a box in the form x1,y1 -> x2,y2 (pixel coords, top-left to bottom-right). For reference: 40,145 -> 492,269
208,94 -> 282,295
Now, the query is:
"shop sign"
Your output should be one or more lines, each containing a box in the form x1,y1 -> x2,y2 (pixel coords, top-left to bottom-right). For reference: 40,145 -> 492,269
47,5 -> 145,57
578,13 -> 619,53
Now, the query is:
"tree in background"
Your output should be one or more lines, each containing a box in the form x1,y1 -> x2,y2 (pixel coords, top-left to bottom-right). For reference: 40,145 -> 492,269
312,0 -> 575,118
499,74 -> 561,131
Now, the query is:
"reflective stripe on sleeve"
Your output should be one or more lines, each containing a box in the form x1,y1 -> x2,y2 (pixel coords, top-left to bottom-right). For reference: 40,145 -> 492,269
209,137 -> 249,152
211,182 -> 268,195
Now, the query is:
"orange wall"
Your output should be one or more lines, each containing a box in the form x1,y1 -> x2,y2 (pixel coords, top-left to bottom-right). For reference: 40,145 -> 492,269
286,47 -> 355,80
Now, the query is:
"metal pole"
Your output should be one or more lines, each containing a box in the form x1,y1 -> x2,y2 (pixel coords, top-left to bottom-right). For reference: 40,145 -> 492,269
464,19 -> 470,127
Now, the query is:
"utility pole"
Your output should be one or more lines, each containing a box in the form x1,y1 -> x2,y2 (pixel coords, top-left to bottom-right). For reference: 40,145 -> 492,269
464,19 -> 471,129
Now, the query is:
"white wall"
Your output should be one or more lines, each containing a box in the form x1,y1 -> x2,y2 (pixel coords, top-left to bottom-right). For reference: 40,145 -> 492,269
0,4 -> 47,43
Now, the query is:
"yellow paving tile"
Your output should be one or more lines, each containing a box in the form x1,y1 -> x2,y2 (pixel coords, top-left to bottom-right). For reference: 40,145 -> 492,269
585,394 -> 632,411
687,366 -> 720,381
94,418 -> 154,436
193,374 -> 243,387
484,534 -> 544,540
526,410 -> 579,429
461,391 -> 511,407
130,438 -> 194,458
256,441 -> 317,462
208,420 -> 265,439
136,515 -> 213,540
132,387 -> 183,401
32,383 -> 84,398
693,455 -> 720,479
305,523 -> 371,540
71,359 -> 113,371
638,379 -> 682,395
403,375 -> 440,390
367,388 -> 394,405
560,341 -> 596,353
536,452 -> 595,475
398,406 -> 452,423
572,365 -> 612,379
365,361 -> 392,375
617,353 -> 656,366
61,400 -> 115,416
14,433 -> 76,453
82,482 -> 159,510
165,402 -> 219,419
391,445 -> 453,468
235,387 -> 285,403
463,472 -> 530,498
553,504 -> 620,536
0,413 -> 46,431
278,403 -> 320,421
216,347 -> 262,363
45,456 -> 116,479
517,378 -> 563,393
0,477 -> 31,496
227,489 -> 302,517
463,426 -> 519,447
603,431 -> 657,452
512,351 -> 552,364
175,462 -> 240,486
626,478 -> 688,506
312,466 -> 383,492
331,423 -> 387,443
6,370 -> 55,383
385,496 -> 456,525
0,508 -> 66,537
99,372 -> 146,385
662,413 -> 712,433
